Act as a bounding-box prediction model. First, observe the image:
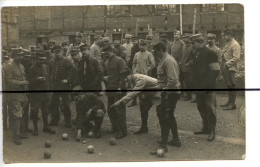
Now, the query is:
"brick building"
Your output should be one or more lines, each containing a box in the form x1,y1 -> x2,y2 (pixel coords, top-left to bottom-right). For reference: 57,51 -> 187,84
1,4 -> 244,49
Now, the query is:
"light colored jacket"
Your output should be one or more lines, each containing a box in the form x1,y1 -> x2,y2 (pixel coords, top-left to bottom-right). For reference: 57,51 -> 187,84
90,42 -> 102,61
222,38 -> 241,72
121,74 -> 159,104
132,50 -> 155,75
122,42 -> 133,62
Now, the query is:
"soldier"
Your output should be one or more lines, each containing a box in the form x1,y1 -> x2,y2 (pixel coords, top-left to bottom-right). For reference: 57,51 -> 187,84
75,93 -> 106,141
159,33 -> 171,54
2,49 -> 12,130
220,29 -> 241,110
5,48 -> 29,145
150,42 -> 181,155
61,42 -> 68,57
66,32 -> 84,57
103,45 -> 129,139
146,35 -> 154,52
206,33 -> 222,61
122,34 -> 134,64
132,39 -> 155,76
112,73 -> 159,134
190,34 -> 220,141
113,38 -> 126,61
78,44 -> 103,91
170,30 -> 184,62
27,50 -> 56,136
179,35 -> 193,101
90,35 -> 103,63
49,45 -> 74,127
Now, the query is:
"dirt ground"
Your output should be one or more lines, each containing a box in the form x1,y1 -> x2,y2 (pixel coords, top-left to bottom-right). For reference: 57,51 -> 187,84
2,93 -> 245,163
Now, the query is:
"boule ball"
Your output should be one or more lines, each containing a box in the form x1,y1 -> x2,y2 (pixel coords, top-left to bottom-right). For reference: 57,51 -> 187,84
82,140 -> 87,144
157,149 -> 165,157
87,145 -> 94,153
62,133 -> 68,140
45,140 -> 51,148
110,138 -> 116,145
88,131 -> 94,138
44,151 -> 51,159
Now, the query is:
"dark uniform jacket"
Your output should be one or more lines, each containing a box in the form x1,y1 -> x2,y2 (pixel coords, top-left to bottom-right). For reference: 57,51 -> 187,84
115,45 -> 126,61
49,57 -> 73,90
27,63 -> 52,101
77,56 -> 103,90
104,55 -> 128,96
190,46 -> 220,90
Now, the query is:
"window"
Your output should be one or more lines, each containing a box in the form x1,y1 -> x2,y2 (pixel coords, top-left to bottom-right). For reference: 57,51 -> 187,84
106,5 -> 131,16
202,4 -> 225,12
155,4 -> 177,15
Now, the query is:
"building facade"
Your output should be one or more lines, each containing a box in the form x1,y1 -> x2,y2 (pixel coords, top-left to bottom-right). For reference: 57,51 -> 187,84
1,4 -> 244,49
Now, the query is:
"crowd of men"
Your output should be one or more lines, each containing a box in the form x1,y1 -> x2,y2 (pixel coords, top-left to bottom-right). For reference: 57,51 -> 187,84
2,29 -> 241,155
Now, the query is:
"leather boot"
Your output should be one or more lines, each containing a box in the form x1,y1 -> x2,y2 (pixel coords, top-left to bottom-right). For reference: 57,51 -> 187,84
32,119 -> 38,136
94,117 -> 103,138
207,130 -> 215,141
13,118 -> 22,145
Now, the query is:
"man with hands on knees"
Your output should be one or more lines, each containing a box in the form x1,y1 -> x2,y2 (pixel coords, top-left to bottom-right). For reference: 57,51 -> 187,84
74,92 -> 106,141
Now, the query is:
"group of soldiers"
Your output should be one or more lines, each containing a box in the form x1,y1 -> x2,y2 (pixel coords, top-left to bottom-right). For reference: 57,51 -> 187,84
2,28 -> 241,155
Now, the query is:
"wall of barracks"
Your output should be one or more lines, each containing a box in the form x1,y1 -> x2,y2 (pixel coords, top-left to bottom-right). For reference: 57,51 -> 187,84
1,4 -> 244,49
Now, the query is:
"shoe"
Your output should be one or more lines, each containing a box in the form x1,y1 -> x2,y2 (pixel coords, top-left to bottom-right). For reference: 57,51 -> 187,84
150,145 -> 168,155
134,127 -> 148,134
32,129 -> 38,136
168,138 -> 181,147
116,132 -> 127,139
194,130 -> 209,135
207,130 -> 215,141
43,127 -> 56,134
25,128 -> 33,133
20,133 -> 28,139
220,102 -> 230,107
95,131 -> 101,138
14,137 -> 22,145
223,104 -> 236,110
49,121 -> 58,126
65,123 -> 72,128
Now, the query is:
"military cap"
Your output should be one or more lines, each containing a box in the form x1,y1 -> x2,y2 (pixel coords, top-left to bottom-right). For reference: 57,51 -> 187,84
29,46 -> 36,50
101,37 -> 110,42
22,49 -> 31,57
153,41 -> 166,52
61,42 -> 68,46
11,48 -> 23,56
125,34 -> 132,39
132,36 -> 139,40
190,34 -> 204,43
102,44 -> 115,53
79,44 -> 89,51
94,35 -> 102,40
146,35 -> 153,40
76,32 -> 83,37
49,41 -> 56,46
223,29 -> 233,36
174,30 -> 181,34
207,33 -> 216,39
51,45 -> 62,52
36,50 -> 47,59
2,50 -> 10,59
139,39 -> 147,46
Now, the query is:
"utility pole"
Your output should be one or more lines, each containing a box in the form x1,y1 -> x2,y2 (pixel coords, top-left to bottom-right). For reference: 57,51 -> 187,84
193,8 -> 197,34
180,4 -> 183,35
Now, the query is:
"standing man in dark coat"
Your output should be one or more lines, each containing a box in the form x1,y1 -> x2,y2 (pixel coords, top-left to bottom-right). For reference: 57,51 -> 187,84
103,45 -> 129,139
77,44 -> 103,92
5,48 -> 29,145
27,50 -> 56,136
190,34 -> 220,141
49,45 -> 74,127
114,39 -> 126,61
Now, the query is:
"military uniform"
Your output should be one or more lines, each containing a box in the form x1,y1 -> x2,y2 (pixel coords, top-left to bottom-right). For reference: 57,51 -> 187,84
49,46 -> 74,127
132,50 -> 155,76
104,50 -> 128,138
190,34 -> 220,141
75,93 -> 105,138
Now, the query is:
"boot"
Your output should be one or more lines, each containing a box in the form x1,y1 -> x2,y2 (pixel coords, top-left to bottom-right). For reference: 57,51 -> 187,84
32,120 -> 38,136
94,117 -> 103,138
13,118 -> 22,145
134,126 -> 148,134
42,112 -> 56,134
168,138 -> 181,147
207,130 -> 215,141
43,126 -> 56,134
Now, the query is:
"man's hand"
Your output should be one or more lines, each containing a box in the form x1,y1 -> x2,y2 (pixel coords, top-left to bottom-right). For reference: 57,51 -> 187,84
111,100 -> 122,108
37,77 -> 45,81
103,76 -> 108,82
62,79 -> 68,84
20,81 -> 29,85
85,109 -> 93,118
